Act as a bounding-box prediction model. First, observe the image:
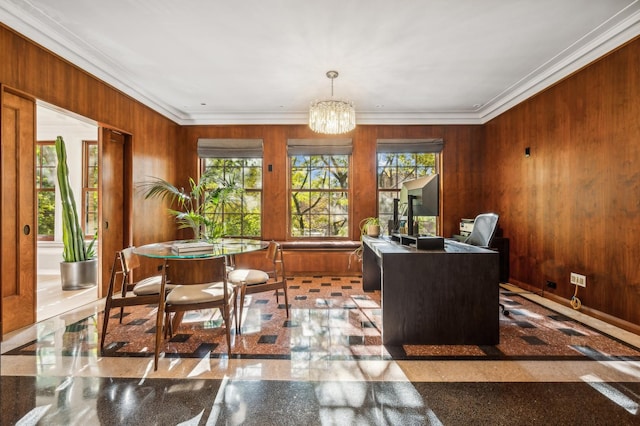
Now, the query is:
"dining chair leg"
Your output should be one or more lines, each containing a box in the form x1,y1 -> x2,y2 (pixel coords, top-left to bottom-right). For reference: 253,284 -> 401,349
223,303 -> 232,358
233,289 -> 239,335
100,297 -> 112,352
238,284 -> 247,334
153,262 -> 169,371
118,252 -> 127,323
100,254 -> 121,352
283,283 -> 290,318
166,312 -> 173,338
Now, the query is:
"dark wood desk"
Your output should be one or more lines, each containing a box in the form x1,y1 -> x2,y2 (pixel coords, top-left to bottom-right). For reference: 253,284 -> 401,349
362,236 -> 499,346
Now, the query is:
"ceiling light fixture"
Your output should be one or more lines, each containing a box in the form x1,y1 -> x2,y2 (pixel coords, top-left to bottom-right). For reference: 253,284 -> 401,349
309,70 -> 356,134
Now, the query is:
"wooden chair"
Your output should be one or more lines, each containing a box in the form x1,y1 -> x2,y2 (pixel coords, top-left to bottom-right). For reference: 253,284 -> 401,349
154,255 -> 236,369
100,247 -> 173,352
227,241 -> 289,333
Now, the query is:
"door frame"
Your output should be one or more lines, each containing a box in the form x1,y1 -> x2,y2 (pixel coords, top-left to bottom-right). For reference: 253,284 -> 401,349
97,126 -> 133,298
0,91 -> 134,338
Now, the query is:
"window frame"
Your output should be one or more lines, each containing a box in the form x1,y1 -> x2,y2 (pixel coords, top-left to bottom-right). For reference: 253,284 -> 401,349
82,140 -> 99,239
288,153 -> 351,239
36,141 -> 57,241
377,151 -> 441,236
200,157 -> 263,238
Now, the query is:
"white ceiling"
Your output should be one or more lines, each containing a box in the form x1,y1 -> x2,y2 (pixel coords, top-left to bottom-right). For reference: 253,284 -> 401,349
2,0 -> 639,126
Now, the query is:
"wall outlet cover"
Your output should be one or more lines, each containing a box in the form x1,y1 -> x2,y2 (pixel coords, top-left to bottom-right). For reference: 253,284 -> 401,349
571,272 -> 586,287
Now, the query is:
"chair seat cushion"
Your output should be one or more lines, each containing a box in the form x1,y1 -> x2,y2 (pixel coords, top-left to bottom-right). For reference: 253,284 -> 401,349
132,275 -> 176,295
228,269 -> 269,285
166,281 -> 235,305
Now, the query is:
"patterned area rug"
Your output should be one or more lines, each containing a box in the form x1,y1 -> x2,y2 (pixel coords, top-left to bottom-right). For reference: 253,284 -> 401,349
6,276 -> 640,361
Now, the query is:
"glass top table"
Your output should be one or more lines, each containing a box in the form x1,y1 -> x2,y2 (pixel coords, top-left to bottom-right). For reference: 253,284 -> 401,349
134,238 -> 269,259
132,238 -> 268,370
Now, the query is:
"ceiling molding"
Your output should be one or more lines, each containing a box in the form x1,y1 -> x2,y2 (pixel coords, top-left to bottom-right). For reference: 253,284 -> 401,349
478,4 -> 640,123
0,1 -> 183,123
2,2 -> 640,126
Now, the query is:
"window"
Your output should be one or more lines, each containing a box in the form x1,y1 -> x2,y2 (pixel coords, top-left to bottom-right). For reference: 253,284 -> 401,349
201,158 -> 262,237
377,139 -> 442,235
289,154 -> 349,238
198,139 -> 263,238
82,140 -> 99,238
36,141 -> 57,240
288,139 -> 352,238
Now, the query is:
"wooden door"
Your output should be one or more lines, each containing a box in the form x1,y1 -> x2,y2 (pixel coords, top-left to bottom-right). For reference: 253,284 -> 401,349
1,89 -> 36,336
99,128 -> 128,296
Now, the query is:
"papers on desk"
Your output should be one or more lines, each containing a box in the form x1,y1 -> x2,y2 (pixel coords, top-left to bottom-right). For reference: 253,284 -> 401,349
171,241 -> 214,254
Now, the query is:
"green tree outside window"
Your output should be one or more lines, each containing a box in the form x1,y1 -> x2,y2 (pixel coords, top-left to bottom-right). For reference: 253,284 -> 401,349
378,153 -> 438,235
290,155 -> 349,238
202,158 -> 262,237
36,142 -> 57,240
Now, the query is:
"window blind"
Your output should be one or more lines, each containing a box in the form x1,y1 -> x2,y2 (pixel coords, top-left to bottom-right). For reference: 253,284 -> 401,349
287,138 -> 353,155
376,138 -> 443,153
197,138 -> 263,158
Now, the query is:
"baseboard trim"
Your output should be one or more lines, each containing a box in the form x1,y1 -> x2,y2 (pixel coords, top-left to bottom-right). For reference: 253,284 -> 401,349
509,278 -> 640,336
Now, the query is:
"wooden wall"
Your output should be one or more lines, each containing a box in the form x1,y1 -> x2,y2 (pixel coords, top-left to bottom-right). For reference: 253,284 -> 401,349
1,22 -> 485,278
0,23 -> 180,279
179,124 -> 485,243
484,36 -> 640,328
0,25 -> 179,243
9,20 -> 638,332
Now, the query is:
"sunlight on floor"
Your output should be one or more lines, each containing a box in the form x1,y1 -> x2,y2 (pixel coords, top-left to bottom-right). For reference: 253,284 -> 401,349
37,274 -> 98,322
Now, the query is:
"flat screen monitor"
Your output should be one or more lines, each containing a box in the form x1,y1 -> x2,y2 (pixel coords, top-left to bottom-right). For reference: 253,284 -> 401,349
400,174 -> 439,217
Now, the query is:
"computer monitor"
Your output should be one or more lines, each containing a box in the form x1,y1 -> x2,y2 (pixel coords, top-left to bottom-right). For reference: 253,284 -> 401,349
400,174 -> 439,235
400,174 -> 439,216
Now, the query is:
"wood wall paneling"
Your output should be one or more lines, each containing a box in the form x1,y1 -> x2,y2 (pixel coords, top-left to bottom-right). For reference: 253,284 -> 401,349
1,23 -> 181,285
181,124 -> 485,244
484,36 -> 640,326
5,20 -> 639,330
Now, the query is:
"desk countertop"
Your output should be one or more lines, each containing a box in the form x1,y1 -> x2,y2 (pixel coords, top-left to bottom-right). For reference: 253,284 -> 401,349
362,235 -> 495,256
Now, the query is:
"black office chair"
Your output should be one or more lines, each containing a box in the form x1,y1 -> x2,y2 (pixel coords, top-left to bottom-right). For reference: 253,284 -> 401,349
464,213 -> 509,316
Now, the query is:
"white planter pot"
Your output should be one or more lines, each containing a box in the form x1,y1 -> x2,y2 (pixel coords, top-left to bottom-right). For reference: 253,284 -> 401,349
60,258 -> 97,290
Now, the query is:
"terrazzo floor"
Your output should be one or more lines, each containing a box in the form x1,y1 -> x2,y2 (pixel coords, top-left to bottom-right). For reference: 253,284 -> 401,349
2,276 -> 640,425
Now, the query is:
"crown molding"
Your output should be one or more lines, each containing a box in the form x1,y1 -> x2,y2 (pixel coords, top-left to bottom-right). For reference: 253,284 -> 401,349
2,2 -> 639,126
0,1 -> 184,123
478,3 -> 640,123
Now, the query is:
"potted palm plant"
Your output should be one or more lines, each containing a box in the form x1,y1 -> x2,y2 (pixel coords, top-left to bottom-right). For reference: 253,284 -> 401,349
56,136 -> 97,290
138,170 -> 242,240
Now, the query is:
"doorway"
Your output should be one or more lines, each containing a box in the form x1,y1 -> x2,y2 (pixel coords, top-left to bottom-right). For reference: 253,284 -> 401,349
36,104 -> 99,321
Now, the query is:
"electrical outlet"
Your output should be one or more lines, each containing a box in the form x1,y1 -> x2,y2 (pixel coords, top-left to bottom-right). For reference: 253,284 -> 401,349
546,280 -> 557,289
570,272 -> 586,287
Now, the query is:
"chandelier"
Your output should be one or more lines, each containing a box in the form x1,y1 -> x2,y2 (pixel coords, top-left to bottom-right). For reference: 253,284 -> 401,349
309,70 -> 356,134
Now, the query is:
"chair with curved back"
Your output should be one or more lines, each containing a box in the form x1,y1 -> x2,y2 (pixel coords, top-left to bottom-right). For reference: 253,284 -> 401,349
155,255 -> 237,367
100,247 -> 174,352
464,213 -> 499,248
227,241 -> 289,333
463,213 -> 509,316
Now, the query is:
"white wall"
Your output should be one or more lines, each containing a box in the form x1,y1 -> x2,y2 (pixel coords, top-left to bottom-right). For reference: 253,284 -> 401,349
36,105 -> 98,272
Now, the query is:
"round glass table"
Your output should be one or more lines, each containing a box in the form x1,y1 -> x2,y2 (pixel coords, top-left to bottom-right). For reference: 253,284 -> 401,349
133,238 -> 268,369
134,238 -> 268,259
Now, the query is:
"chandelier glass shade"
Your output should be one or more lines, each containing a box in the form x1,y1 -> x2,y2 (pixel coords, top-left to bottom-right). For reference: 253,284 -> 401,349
309,71 -> 356,134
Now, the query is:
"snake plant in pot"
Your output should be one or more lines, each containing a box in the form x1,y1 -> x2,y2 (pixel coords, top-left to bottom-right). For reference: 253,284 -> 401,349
56,136 -> 97,290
